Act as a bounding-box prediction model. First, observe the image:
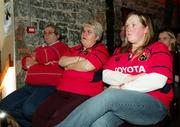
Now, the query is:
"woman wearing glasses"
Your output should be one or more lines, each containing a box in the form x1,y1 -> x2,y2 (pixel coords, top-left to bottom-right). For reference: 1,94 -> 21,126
56,12 -> 173,127
0,23 -> 68,127
32,20 -> 109,127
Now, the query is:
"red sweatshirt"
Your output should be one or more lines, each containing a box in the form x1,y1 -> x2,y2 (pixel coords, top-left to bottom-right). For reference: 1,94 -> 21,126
22,41 -> 69,86
56,43 -> 110,96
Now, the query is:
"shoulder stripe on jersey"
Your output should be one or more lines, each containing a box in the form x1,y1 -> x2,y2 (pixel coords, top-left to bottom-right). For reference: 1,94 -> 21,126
146,47 -> 171,56
151,65 -> 172,73
152,51 -> 171,56
93,54 -> 104,66
93,48 -> 109,57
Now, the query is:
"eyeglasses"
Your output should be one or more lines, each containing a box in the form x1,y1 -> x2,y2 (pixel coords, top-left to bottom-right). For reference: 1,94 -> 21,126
43,31 -> 55,35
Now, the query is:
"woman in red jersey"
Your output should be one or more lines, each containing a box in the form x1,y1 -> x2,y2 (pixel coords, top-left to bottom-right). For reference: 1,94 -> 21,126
56,11 -> 173,127
0,23 -> 68,127
32,20 -> 109,127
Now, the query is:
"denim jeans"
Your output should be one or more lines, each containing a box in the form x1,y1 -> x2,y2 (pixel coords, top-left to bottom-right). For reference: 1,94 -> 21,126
0,84 -> 56,127
56,88 -> 167,127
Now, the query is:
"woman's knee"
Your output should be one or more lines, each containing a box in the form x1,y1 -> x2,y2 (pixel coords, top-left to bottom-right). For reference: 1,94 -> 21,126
91,116 -> 112,127
91,112 -> 123,127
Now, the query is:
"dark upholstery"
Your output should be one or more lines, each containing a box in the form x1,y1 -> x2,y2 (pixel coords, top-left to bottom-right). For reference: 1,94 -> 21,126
120,115 -> 171,127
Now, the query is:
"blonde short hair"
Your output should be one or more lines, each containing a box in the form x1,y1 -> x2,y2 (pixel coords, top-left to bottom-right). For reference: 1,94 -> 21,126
83,20 -> 104,41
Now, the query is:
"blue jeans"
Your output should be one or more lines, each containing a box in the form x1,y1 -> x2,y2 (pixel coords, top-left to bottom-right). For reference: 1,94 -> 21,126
56,88 -> 167,127
0,84 -> 56,127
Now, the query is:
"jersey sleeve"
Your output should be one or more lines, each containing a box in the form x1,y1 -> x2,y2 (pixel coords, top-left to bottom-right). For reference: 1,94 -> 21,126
84,43 -> 109,70
149,42 -> 173,83
21,54 -> 33,70
62,44 -> 81,56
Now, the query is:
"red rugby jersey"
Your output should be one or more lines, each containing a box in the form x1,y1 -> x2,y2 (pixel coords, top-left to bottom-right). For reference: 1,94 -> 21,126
57,43 -> 109,96
104,42 -> 173,108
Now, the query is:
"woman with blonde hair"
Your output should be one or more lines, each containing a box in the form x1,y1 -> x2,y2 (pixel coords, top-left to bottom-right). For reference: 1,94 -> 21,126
158,29 -> 176,52
32,20 -> 109,127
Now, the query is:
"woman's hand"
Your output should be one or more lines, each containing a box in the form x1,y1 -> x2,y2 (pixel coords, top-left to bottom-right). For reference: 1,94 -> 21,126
25,56 -> 37,68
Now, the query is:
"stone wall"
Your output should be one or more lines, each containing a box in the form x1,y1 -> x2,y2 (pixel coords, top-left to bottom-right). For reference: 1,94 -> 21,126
113,0 -> 165,45
14,0 -> 106,88
14,0 -> 171,88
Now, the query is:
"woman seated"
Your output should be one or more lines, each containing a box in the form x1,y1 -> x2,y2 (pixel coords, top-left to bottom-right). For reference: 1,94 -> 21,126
32,20 -> 109,127
56,11 -> 173,127
0,23 -> 68,127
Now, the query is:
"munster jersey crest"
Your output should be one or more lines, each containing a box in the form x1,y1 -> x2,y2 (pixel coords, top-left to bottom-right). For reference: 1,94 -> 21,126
139,53 -> 148,61
83,49 -> 91,55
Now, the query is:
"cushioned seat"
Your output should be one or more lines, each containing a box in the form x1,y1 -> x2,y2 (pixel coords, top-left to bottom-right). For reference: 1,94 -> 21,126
120,115 -> 171,127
